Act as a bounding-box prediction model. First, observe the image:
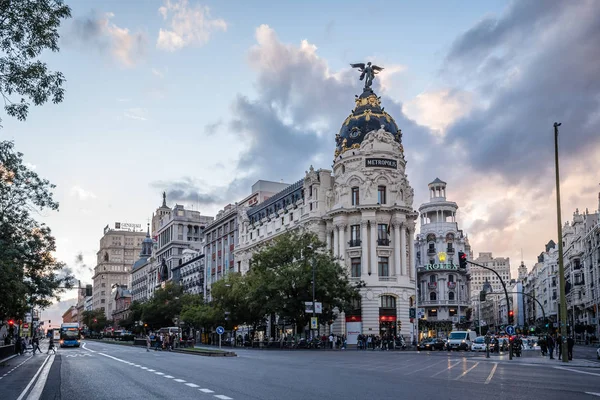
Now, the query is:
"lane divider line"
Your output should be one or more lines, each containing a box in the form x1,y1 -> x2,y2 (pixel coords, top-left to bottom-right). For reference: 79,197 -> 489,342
185,383 -> 199,388
454,362 -> 479,380
430,361 -> 461,378
214,395 -> 233,400
173,378 -> 186,383
554,366 -> 600,377
16,355 -> 50,400
199,389 -> 215,393
485,363 -> 498,384
25,354 -> 55,400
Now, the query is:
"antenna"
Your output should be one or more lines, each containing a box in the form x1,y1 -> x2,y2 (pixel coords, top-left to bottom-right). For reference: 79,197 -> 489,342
520,248 -> 523,263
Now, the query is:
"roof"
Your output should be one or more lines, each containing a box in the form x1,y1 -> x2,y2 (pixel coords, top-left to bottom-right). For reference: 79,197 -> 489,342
429,177 -> 447,185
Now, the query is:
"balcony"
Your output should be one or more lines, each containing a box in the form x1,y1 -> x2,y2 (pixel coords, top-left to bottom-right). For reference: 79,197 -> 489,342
379,276 -> 396,282
230,244 -> 235,251
229,260 -> 234,268
428,282 -> 437,289
447,282 -> 456,289
446,247 -> 455,254
218,250 -> 222,257
427,248 -> 436,256
348,239 -> 362,247
377,238 -> 390,246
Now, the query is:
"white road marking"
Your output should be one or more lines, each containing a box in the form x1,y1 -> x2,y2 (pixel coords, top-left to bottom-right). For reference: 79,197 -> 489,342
154,372 -> 164,375
485,363 -> 498,384
404,359 -> 447,375
25,354 -> 55,400
555,367 -> 600,377
214,395 -> 233,400
199,389 -> 215,393
140,367 -> 148,370
16,355 -> 51,400
454,362 -> 479,380
185,383 -> 199,388
585,393 -> 600,397
163,375 -> 174,378
147,369 -> 156,372
81,343 -> 96,353
430,361 -> 462,377
173,379 -> 186,383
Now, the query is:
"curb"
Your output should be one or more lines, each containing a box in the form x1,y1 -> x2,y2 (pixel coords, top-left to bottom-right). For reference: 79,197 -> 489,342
0,354 -> 18,365
84,340 -> 236,357
476,356 -> 600,368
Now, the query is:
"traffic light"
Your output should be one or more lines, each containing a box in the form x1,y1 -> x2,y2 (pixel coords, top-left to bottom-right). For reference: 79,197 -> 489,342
8,319 -> 14,326
458,251 -> 468,269
85,284 -> 93,297
508,310 -> 514,325
479,291 -> 487,302
397,320 -> 402,332
233,326 -> 238,331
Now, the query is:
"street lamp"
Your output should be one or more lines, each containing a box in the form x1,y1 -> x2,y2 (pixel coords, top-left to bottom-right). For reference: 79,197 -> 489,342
553,121 -> 569,363
307,244 -> 317,338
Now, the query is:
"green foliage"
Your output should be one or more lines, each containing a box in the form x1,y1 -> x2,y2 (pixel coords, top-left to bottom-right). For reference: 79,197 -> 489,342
0,141 -> 74,321
81,309 -> 107,333
180,303 -> 221,330
139,283 -> 203,330
209,231 -> 361,334
0,0 -> 71,124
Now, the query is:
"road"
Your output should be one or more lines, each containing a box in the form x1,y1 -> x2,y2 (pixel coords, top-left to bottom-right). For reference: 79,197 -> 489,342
2,341 -> 600,399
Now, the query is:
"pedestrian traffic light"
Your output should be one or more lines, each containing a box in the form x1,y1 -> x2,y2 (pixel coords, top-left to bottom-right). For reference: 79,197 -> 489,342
508,310 -> 514,324
458,251 -> 468,269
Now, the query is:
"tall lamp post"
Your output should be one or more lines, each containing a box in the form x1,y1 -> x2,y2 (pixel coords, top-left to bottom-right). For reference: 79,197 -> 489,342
553,122 -> 569,363
307,245 -> 317,339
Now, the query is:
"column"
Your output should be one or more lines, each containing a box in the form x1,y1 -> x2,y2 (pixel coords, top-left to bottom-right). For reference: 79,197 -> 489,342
400,224 -> 407,276
338,224 -> 346,261
393,223 -> 401,277
333,226 -> 339,259
408,227 -> 415,279
361,221 -> 369,276
370,220 -> 378,276
326,223 -> 332,252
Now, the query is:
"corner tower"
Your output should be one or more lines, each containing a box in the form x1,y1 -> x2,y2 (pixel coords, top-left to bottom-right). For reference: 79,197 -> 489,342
325,64 -> 418,343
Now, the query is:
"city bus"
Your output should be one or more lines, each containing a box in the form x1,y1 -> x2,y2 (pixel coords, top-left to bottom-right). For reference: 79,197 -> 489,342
60,322 -> 81,347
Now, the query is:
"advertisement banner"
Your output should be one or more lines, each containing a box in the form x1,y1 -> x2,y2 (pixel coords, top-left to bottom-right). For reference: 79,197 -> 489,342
346,322 -> 362,345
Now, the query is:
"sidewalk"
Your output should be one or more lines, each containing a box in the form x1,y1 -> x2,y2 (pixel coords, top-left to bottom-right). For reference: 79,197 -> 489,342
477,352 -> 600,368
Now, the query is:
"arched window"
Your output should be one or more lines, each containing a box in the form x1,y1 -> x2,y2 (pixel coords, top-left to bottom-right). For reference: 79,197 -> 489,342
380,295 -> 396,308
429,275 -> 437,283
351,187 -> 359,205
377,185 -> 386,204
448,274 -> 455,282
448,292 -> 455,301
429,292 -> 437,301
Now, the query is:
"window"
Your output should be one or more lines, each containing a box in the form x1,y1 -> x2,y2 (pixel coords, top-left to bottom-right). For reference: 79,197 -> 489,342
448,275 -> 455,282
350,225 -> 360,246
377,185 -> 386,204
448,292 -> 455,301
351,187 -> 359,205
351,258 -> 361,277
429,292 -> 437,301
378,256 -> 389,276
380,295 -> 396,308
377,224 -> 389,245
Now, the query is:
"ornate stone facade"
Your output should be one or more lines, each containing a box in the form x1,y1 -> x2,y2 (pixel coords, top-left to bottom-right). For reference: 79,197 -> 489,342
236,86 -> 419,344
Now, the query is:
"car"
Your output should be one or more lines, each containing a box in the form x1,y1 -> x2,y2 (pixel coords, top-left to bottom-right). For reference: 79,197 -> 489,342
471,336 -> 487,352
417,338 -> 446,351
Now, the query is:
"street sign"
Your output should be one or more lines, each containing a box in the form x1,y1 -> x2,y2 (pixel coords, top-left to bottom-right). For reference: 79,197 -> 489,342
506,325 -> 515,335
216,326 -> 224,335
310,317 -> 318,330
304,302 -> 323,314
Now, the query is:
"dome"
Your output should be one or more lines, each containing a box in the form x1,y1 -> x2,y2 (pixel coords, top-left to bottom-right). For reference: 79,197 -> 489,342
335,88 -> 401,157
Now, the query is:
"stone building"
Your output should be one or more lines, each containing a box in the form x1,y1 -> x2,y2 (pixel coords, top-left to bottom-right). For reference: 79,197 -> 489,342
414,178 -> 472,339
235,78 -> 418,344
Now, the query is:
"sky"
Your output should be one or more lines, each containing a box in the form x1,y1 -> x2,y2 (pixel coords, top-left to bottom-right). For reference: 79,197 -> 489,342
3,0 -> 600,321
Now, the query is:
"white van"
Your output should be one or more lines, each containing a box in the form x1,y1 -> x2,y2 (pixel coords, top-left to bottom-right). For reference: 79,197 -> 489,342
446,330 -> 477,351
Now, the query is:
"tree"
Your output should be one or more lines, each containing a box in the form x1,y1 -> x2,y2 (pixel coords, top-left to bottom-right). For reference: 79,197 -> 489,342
140,283 -> 185,330
81,309 -> 107,333
180,303 -> 220,332
210,272 -> 266,331
240,231 -> 360,336
119,301 -> 144,333
0,141 -> 74,321
0,0 -> 71,125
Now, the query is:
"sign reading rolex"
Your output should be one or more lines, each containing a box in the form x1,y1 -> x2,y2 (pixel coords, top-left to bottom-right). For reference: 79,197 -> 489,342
365,158 -> 397,169
425,263 -> 458,271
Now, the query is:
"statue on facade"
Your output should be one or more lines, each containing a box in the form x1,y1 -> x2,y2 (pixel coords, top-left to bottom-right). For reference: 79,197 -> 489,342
364,175 -> 374,198
334,184 -> 342,204
160,258 -> 168,282
350,62 -> 384,90
326,188 -> 334,209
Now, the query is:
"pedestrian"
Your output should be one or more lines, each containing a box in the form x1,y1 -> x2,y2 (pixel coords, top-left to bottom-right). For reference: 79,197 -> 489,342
47,337 -> 56,354
567,336 -> 574,360
146,334 -> 151,352
32,336 -> 42,354
546,335 -> 555,360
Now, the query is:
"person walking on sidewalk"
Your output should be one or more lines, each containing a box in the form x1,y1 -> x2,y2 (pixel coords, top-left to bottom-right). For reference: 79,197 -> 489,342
32,336 -> 42,354
546,335 -> 555,359
567,336 -> 574,360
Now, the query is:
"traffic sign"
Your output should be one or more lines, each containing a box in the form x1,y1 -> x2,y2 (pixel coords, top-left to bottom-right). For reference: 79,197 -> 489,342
310,317 -> 318,330
506,325 -> 515,335
216,326 -> 225,335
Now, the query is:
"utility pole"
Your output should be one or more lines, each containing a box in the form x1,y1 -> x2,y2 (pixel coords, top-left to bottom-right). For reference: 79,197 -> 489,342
554,122 -> 569,363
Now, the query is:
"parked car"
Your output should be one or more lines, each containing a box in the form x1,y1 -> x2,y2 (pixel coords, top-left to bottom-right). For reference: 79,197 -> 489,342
418,338 -> 446,351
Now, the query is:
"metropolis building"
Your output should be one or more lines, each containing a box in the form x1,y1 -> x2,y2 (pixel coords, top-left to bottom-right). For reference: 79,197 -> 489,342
414,178 -> 472,339
235,72 -> 419,344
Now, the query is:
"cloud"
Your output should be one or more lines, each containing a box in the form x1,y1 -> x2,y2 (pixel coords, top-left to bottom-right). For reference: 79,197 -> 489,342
204,119 -> 223,135
151,67 -> 166,78
156,0 -> 227,52
150,177 -> 224,206
403,89 -> 474,135
69,12 -> 146,67
124,107 -> 148,121
69,186 -> 97,201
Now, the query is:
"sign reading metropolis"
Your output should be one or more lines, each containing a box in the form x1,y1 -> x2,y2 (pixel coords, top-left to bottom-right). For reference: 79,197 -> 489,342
365,158 -> 397,169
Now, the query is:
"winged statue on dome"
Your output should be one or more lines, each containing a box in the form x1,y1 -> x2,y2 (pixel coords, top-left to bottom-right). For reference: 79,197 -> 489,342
350,62 -> 384,90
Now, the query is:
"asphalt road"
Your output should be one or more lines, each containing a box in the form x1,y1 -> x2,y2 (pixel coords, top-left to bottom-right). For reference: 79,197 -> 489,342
3,341 -> 600,400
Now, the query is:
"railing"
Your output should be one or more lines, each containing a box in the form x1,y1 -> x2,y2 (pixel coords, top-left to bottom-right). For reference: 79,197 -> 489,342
427,248 -> 436,255
447,282 -> 456,289
419,300 -> 471,306
377,238 -> 390,246
379,276 -> 396,282
428,282 -> 437,289
348,239 -> 362,247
